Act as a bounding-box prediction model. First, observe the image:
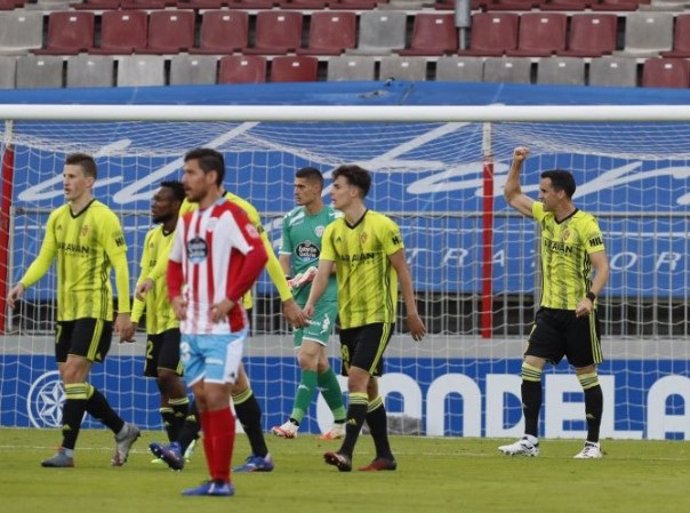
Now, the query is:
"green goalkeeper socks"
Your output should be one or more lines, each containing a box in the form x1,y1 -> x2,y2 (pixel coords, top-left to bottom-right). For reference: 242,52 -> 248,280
318,368 -> 346,422
290,369 -> 318,424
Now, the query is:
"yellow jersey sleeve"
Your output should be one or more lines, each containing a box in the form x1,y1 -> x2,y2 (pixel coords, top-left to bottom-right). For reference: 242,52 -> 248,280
20,208 -> 59,288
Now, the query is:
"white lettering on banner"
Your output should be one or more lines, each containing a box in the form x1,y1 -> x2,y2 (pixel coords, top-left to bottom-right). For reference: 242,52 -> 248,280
315,373 -> 689,440
610,252 -> 638,271
441,248 -> 470,267
655,252 -> 682,272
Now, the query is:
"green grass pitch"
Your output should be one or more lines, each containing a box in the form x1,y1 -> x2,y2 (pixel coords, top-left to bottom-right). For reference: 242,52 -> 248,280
2,428 -> 689,513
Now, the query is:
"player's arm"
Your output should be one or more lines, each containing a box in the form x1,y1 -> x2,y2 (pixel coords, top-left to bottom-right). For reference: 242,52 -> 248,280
504,146 -> 535,218
7,212 -> 58,309
303,258 -> 335,318
137,236 -> 172,300
130,231 -> 152,329
389,248 -> 426,342
575,250 -> 610,318
101,212 -> 133,340
167,218 -> 186,321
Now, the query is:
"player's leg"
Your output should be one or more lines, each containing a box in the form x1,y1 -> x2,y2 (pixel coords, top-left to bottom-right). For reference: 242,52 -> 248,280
232,364 -> 274,472
570,312 -> 604,459
157,329 -> 189,442
316,345 -> 346,440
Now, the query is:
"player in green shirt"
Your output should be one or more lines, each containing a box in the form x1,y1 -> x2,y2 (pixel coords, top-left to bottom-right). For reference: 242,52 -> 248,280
304,165 -> 426,472
271,167 -> 346,440
131,181 -> 190,452
498,146 -> 610,459
6,153 -> 140,468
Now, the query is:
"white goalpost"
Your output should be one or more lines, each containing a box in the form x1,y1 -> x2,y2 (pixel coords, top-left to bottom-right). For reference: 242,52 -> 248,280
0,104 -> 688,440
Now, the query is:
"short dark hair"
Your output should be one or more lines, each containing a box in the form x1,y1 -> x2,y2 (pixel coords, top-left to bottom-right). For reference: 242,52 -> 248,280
184,148 -> 225,186
160,180 -> 186,202
541,169 -> 576,199
332,165 -> 371,198
65,153 -> 97,179
296,167 -> 324,188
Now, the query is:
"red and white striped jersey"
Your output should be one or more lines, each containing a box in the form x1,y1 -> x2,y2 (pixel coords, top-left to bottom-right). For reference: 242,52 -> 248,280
167,198 -> 267,335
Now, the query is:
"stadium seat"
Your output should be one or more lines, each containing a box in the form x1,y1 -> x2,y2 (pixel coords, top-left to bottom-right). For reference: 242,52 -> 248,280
380,56 -> 427,81
72,0 -> 121,9
435,56 -> 483,82
326,55 -> 376,81
540,0 -> 590,9
387,0 -> 423,8
34,12 -> 95,55
591,0 -> 645,10
175,0 -> 227,7
169,55 -> 218,85
536,57 -> 585,85
487,0 -> 542,10
482,57 -> 531,83
232,0 -> 279,7
0,56 -> 16,88
558,14 -> 618,57
218,55 -> 267,83
66,55 -> 114,87
331,0 -> 380,8
245,11 -> 303,55
0,12 -> 43,55
617,12 -> 673,57
641,58 -> 690,88
660,14 -> 690,58
121,0 -> 172,8
297,11 -> 356,55
16,55 -> 63,88
270,55 -> 319,82
91,11 -> 148,55
506,13 -> 566,57
144,11 -> 195,54
0,0 -> 19,8
349,11 -> 406,55
589,57 -> 638,87
457,13 -> 519,57
190,10 -> 248,55
399,13 -> 458,56
280,0 -> 330,8
117,55 -> 166,86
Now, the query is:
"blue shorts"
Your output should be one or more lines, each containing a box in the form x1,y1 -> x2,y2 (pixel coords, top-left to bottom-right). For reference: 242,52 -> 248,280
180,330 -> 247,386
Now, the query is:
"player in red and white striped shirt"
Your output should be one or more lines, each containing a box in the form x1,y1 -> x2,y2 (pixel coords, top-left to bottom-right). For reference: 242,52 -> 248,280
167,148 -> 267,497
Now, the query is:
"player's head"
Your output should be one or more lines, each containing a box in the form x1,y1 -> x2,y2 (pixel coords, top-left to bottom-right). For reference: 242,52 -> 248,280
152,180 -> 185,224
330,165 -> 371,210
63,153 -> 97,202
539,169 -> 576,211
182,148 -> 225,202
294,167 -> 324,207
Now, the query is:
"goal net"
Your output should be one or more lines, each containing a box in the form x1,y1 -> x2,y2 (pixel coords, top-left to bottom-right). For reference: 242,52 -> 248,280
1,106 -> 689,440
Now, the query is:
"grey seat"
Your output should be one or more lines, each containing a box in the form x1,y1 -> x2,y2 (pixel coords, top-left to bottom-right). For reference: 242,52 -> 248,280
435,56 -> 483,82
0,56 -> 16,89
483,57 -> 531,84
170,55 -> 217,85
536,57 -> 585,85
16,55 -> 63,89
0,12 -> 44,55
66,55 -> 114,88
349,11 -> 407,55
589,57 -> 638,87
618,12 -> 673,57
379,56 -> 427,81
326,56 -> 376,81
117,56 -> 166,87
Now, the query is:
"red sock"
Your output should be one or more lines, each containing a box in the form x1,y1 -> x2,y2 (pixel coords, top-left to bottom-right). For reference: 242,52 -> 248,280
208,407 -> 236,483
200,409 -> 214,478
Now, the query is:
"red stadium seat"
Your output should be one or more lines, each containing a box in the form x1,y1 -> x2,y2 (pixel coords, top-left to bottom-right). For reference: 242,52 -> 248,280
660,14 -> 690,58
457,13 -> 518,57
270,55 -> 318,82
507,13 -> 566,57
642,58 -> 690,88
91,11 -> 147,55
330,0 -> 380,8
541,0 -> 591,10
245,11 -> 303,55
297,11 -> 356,55
398,13 -> 458,56
558,14 -> 617,57
218,55 -> 267,83
488,0 -> 542,10
34,12 -> 95,55
176,0 -> 228,7
72,0 -> 121,9
190,10 -> 248,55
591,0 -> 648,11
280,0 -> 329,8
121,0 -> 173,8
144,10 -> 195,54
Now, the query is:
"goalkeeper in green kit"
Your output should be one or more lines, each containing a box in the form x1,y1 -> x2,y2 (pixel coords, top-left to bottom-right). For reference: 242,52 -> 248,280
271,167 -> 347,440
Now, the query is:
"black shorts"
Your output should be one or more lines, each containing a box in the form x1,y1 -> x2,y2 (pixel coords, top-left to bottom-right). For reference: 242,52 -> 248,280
144,328 -> 183,378
55,318 -> 113,364
339,323 -> 393,377
526,307 -> 603,368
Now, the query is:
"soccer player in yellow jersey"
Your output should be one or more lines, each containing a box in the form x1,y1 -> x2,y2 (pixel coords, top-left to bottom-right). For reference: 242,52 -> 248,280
304,164 -> 426,472
142,148 -> 306,472
6,153 -> 140,468
498,146 -> 610,459
131,181 -> 190,450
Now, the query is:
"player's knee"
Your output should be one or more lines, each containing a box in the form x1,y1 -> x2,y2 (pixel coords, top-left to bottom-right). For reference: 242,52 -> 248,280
576,369 -> 600,390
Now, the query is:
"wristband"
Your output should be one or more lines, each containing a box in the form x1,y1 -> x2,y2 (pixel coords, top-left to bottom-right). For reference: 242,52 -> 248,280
585,291 -> 596,302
